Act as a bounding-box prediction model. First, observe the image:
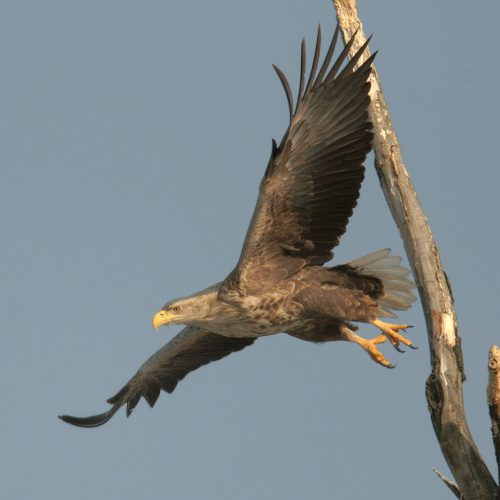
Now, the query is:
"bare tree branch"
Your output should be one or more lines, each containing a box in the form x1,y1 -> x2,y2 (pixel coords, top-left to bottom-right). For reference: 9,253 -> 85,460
331,0 -> 497,498
488,345 -> 500,498
432,468 -> 462,499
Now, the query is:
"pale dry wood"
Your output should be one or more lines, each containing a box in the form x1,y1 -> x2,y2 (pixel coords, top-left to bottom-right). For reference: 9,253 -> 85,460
331,1 -> 497,498
432,468 -> 462,499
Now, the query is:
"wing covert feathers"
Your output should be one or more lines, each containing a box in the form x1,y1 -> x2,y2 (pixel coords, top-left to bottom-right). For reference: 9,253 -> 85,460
228,26 -> 375,292
59,327 -> 255,428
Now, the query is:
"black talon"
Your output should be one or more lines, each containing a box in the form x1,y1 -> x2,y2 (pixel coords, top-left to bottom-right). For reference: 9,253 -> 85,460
386,362 -> 397,369
408,343 -> 418,350
386,338 -> 405,353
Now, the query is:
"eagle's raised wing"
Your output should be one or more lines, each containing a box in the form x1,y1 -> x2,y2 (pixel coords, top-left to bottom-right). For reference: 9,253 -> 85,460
59,327 -> 255,427
224,27 -> 374,293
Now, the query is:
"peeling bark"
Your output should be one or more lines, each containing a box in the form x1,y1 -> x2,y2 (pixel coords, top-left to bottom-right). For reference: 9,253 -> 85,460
331,1 -> 497,498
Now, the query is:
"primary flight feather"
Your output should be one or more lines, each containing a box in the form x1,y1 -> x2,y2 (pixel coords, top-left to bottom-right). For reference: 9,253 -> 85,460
60,25 -> 416,428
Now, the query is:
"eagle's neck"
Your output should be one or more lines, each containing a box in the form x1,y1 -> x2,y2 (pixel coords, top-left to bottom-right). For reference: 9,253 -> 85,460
187,287 -> 239,327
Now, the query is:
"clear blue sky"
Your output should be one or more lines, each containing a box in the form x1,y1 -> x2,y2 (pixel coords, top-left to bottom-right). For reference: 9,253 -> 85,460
2,1 -> 499,499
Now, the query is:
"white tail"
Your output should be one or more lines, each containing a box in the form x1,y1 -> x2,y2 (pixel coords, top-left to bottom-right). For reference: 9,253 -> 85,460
347,249 -> 416,318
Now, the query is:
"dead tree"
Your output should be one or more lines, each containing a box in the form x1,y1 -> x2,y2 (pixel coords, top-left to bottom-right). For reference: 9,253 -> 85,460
331,1 -> 499,498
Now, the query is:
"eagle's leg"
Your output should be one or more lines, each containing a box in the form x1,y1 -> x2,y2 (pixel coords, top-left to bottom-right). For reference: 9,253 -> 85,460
339,327 -> 394,368
370,319 -> 416,351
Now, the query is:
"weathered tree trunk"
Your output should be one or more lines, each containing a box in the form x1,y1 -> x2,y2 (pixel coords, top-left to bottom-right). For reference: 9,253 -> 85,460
331,1 -> 498,498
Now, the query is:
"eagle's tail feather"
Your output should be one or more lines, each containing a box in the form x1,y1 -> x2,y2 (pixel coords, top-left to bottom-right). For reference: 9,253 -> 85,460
347,249 -> 416,318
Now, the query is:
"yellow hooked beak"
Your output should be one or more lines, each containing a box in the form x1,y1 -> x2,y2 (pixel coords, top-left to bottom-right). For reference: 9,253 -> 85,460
152,310 -> 175,331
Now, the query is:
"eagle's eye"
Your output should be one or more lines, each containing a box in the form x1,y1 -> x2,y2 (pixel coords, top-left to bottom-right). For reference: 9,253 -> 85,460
173,306 -> 181,313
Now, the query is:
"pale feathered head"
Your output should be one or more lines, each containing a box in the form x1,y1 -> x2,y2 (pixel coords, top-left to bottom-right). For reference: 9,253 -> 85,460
152,293 -> 214,330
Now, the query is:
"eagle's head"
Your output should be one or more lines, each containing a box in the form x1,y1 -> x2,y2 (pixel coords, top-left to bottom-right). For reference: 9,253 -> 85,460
152,293 -> 214,330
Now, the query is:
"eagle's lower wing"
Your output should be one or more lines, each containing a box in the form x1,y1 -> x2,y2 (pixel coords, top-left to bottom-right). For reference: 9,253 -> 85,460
224,27 -> 374,293
59,327 -> 255,428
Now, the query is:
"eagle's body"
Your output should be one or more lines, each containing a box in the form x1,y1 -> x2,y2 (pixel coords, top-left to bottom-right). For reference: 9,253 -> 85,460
184,261 -> 391,339
60,25 -> 416,428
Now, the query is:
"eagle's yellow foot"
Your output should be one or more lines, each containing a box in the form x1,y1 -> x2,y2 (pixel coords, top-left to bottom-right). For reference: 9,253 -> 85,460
340,328 -> 396,368
356,334 -> 395,368
371,319 -> 417,351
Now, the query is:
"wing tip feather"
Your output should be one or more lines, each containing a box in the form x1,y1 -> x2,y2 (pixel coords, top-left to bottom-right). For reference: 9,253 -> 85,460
272,64 -> 294,122
59,410 -> 115,428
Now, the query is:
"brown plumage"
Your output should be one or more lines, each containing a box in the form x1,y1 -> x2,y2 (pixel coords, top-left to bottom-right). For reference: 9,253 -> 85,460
60,26 -> 415,428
